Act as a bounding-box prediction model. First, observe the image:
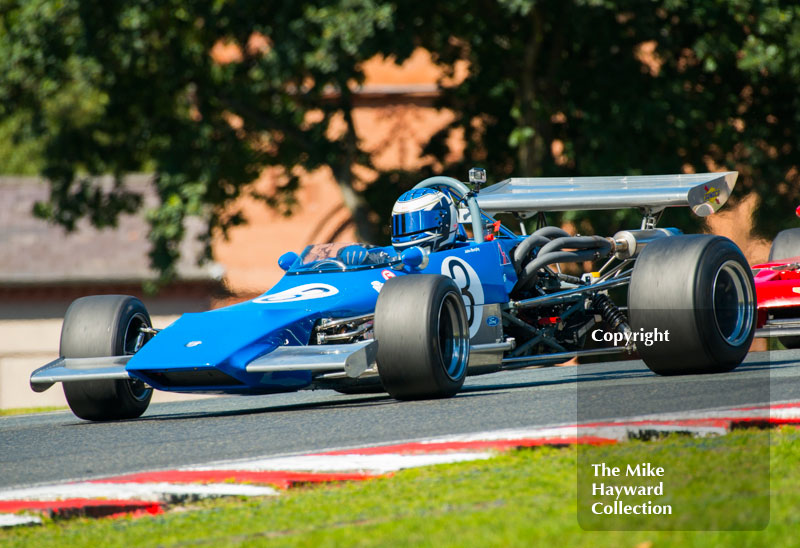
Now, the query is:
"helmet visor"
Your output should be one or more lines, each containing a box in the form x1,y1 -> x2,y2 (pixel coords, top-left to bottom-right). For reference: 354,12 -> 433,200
392,209 -> 444,237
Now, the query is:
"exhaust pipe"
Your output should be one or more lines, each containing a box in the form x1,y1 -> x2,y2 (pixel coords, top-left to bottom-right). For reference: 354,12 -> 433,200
611,228 -> 680,259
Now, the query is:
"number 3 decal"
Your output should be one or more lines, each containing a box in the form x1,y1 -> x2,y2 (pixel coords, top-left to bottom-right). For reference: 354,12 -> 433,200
441,257 -> 484,338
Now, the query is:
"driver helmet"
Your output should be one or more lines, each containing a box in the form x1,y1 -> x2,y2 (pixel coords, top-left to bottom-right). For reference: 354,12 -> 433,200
391,188 -> 458,252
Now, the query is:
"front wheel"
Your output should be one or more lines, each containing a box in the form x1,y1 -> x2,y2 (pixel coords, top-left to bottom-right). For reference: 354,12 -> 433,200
628,235 -> 755,375
375,275 -> 470,399
61,295 -> 153,421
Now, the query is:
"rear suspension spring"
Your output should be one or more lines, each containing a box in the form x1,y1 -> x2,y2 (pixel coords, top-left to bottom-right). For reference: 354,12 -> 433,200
592,293 -> 628,332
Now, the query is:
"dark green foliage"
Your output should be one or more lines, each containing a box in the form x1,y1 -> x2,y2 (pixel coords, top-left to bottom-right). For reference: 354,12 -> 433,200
399,0 -> 800,237
1,1 -> 798,282
0,0 -> 406,283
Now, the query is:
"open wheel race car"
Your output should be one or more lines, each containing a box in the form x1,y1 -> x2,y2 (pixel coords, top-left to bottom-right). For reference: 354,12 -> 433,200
31,169 -> 756,421
754,207 -> 800,349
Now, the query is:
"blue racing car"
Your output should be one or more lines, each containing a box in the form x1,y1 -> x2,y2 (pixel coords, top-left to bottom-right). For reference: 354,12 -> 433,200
31,169 -> 756,421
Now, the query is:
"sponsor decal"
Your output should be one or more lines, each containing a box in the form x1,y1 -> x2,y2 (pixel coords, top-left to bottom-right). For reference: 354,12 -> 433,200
464,247 -> 480,254
253,284 -> 339,303
496,242 -> 510,265
372,270 -> 396,292
185,340 -> 203,348
486,315 -> 500,327
793,287 -> 800,295
441,257 -> 484,338
703,185 -> 721,205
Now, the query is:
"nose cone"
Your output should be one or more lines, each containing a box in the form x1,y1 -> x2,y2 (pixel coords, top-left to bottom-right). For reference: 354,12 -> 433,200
127,304 -> 313,372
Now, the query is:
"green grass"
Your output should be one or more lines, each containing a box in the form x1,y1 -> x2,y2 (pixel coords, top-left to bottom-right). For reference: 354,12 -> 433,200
0,406 -> 67,417
2,427 -> 799,547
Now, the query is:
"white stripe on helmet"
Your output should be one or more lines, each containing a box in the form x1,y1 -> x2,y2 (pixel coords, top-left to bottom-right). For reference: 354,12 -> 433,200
391,191 -> 444,214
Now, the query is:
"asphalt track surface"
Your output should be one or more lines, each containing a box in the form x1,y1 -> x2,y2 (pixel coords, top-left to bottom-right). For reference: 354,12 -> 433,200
2,349 -> 799,490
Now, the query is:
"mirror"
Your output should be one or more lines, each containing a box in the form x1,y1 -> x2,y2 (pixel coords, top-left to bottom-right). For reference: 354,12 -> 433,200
278,251 -> 299,271
400,246 -> 429,270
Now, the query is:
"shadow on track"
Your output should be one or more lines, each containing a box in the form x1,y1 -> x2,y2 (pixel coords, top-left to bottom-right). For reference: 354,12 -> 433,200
59,352 -> 790,425
135,393 -> 399,423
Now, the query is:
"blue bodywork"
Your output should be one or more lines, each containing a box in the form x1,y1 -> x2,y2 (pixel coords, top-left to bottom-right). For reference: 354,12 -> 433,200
126,238 -> 520,395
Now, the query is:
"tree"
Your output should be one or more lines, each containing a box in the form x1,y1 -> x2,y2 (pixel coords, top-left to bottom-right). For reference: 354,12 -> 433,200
391,0 -> 800,237
0,0 -> 409,284
2,1 -> 798,283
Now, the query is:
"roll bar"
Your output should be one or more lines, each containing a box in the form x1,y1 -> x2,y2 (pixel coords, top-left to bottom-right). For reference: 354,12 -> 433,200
412,176 -> 485,244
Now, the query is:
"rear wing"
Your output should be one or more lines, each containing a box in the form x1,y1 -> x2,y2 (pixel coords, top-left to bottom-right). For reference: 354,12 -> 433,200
475,171 -> 737,217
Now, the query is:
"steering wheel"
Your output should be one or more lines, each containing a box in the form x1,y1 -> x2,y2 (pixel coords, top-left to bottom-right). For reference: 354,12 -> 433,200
412,176 -> 485,244
310,259 -> 347,270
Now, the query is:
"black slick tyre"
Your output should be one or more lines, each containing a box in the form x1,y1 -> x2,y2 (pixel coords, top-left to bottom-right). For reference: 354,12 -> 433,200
375,275 -> 469,399
61,295 -> 153,421
628,235 -> 755,375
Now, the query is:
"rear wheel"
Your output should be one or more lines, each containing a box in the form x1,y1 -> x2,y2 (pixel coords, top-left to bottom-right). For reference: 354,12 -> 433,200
375,275 -> 469,399
61,295 -> 153,421
628,235 -> 755,375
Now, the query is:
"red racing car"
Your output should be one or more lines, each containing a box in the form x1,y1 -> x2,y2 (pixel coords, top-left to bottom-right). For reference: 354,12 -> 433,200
754,208 -> 800,348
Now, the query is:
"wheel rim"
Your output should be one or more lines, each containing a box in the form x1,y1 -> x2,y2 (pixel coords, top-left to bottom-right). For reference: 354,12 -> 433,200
712,260 -> 754,346
123,312 -> 152,402
437,291 -> 469,380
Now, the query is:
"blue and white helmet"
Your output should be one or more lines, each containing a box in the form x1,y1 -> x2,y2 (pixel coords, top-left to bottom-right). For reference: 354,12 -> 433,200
391,188 -> 458,252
